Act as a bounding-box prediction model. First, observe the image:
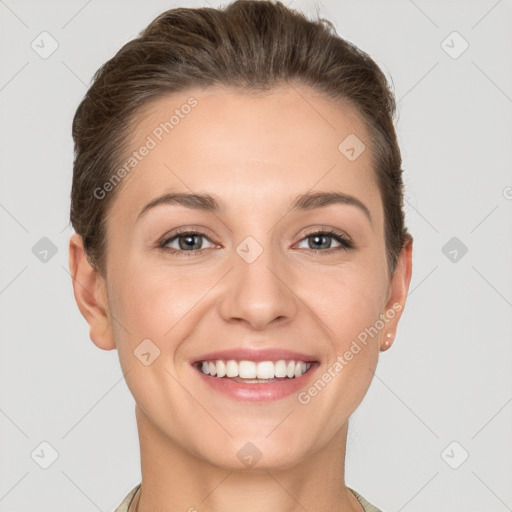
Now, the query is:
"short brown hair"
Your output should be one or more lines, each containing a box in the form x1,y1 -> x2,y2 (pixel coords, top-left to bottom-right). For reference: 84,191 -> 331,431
70,0 -> 412,278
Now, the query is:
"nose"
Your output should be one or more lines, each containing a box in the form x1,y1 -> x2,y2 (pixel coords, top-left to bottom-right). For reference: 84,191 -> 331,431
217,241 -> 298,330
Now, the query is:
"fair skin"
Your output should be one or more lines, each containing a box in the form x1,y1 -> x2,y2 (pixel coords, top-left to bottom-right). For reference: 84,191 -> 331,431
69,84 -> 412,512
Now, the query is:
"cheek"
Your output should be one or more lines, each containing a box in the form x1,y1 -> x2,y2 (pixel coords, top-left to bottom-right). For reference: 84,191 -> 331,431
107,272 -> 193,412
112,275 -> 181,340
304,266 -> 387,341
107,261 -> 217,375
298,272 -> 384,425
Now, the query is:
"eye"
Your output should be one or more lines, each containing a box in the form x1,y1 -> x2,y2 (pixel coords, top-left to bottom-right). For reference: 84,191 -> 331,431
296,229 -> 353,253
158,227 -> 354,256
160,231 -> 216,255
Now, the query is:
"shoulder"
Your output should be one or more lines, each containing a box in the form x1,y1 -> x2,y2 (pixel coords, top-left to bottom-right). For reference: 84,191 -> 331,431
348,487 -> 385,512
113,483 -> 141,512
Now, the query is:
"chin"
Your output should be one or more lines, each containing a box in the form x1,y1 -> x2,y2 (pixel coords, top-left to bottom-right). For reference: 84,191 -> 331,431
191,436 -> 309,472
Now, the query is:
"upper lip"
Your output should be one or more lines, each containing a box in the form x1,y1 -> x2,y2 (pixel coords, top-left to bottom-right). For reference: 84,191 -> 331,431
192,348 -> 319,364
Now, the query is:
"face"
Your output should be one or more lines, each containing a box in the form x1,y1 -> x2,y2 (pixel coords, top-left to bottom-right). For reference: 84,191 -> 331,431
72,84 -> 412,471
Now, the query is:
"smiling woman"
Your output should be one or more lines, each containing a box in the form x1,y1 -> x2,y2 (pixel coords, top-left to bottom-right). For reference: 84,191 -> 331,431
68,1 -> 413,511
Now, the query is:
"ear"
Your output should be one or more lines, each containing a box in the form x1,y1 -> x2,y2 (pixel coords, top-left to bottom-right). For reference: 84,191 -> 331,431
68,233 -> 116,351
380,236 -> 413,351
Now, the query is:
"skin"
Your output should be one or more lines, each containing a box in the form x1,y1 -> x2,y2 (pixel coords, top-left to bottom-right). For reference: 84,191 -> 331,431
69,84 -> 413,512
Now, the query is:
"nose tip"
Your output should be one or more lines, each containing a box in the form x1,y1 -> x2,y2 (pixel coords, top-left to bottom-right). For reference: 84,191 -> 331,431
217,249 -> 297,330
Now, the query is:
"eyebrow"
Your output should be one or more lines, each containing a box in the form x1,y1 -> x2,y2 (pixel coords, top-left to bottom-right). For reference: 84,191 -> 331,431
137,190 -> 372,224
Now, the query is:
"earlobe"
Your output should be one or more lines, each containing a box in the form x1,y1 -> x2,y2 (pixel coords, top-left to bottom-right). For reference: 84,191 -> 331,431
380,332 -> 393,351
68,233 -> 116,351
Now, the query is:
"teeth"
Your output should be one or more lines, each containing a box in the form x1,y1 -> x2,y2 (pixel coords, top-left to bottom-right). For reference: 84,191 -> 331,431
275,360 -> 287,378
256,361 -> 274,379
226,360 -> 238,377
239,360 -> 256,379
216,360 -> 226,378
198,359 -> 312,379
294,361 -> 307,378
286,360 -> 295,378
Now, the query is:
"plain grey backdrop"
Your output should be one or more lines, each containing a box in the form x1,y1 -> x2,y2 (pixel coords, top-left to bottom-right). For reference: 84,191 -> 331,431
1,0 -> 511,511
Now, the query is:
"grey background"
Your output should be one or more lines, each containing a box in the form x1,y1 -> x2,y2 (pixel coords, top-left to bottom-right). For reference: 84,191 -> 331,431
1,0 -> 511,510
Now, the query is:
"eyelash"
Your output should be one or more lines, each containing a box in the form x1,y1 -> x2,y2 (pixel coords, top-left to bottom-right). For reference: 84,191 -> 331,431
158,227 -> 354,256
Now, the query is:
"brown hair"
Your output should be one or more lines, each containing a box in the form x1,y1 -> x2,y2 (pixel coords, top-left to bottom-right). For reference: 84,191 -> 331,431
70,0 -> 412,278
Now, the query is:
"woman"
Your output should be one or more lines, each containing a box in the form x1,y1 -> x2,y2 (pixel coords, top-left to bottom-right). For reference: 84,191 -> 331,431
68,1 -> 413,510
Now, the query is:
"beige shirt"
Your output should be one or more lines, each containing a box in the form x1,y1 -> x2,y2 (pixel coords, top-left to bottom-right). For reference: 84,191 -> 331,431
114,483 -> 384,512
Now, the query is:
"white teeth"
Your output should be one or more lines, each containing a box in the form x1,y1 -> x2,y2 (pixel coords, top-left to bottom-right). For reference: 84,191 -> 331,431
274,360 -> 287,378
286,360 -> 295,378
239,360 -> 256,379
226,360 -> 238,377
216,360 -> 226,378
198,359 -> 312,379
256,361 -> 274,379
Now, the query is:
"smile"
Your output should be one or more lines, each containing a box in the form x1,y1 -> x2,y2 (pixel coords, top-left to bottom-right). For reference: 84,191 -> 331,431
192,357 -> 319,401
198,359 -> 311,381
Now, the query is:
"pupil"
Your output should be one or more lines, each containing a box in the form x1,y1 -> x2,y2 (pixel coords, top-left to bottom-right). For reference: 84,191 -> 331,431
180,234 -> 201,250
311,234 -> 329,249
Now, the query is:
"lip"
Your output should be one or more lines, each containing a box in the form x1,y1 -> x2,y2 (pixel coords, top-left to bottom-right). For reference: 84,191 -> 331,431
191,348 -> 319,364
193,362 -> 320,402
190,348 -> 320,402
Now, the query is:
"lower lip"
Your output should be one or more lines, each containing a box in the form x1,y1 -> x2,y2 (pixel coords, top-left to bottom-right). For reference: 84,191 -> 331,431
193,363 -> 319,402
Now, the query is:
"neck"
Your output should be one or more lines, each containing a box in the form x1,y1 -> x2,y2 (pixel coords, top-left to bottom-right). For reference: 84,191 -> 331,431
132,405 -> 363,512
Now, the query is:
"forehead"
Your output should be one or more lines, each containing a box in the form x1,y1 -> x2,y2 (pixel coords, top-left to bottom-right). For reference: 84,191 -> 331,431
108,84 -> 382,224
